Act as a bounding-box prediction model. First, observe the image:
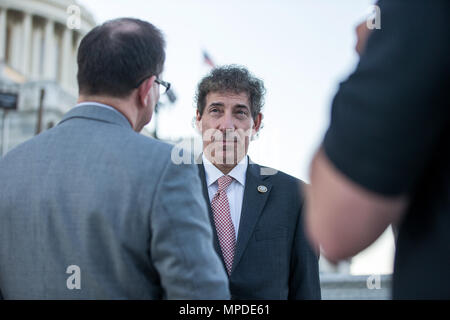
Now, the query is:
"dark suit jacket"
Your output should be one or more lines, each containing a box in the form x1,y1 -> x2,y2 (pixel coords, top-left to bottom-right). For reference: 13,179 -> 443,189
198,158 -> 321,300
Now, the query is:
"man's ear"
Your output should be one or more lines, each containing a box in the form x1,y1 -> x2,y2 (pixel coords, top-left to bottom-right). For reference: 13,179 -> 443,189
195,109 -> 202,131
137,75 -> 156,108
252,113 -> 263,134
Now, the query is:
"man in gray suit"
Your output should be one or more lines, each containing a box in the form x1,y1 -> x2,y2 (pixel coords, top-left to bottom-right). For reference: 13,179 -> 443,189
194,65 -> 321,299
0,18 -> 229,299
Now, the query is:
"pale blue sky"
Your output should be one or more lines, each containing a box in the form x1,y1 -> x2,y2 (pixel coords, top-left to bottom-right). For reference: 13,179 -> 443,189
77,0 -> 395,275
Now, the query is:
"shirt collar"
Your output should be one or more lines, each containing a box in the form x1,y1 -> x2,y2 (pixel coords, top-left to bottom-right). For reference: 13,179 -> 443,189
75,102 -> 126,119
202,154 -> 248,187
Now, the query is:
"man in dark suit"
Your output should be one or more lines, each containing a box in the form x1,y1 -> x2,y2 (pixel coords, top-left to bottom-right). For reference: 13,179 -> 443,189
194,65 -> 321,299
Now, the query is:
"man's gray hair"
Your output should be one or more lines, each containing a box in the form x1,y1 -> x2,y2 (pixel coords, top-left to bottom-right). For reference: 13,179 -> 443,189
195,65 -> 266,120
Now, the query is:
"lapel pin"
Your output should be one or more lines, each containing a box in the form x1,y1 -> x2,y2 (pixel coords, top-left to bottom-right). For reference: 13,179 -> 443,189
257,185 -> 268,193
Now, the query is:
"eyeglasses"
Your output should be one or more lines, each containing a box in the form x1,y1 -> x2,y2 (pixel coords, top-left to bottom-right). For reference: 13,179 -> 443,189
134,75 -> 171,94
155,78 -> 171,94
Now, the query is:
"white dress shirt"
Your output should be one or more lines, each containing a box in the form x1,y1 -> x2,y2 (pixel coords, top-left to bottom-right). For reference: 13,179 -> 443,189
202,154 -> 248,240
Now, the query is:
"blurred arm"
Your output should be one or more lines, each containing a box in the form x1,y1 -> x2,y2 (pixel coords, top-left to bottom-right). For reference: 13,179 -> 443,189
305,148 -> 407,263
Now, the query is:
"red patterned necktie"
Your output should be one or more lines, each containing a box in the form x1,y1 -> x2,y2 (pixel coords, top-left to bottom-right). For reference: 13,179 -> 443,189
211,175 -> 235,275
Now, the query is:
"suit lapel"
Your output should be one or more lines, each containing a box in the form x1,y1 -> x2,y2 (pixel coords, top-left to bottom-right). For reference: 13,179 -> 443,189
232,161 -> 272,272
197,163 -> 228,272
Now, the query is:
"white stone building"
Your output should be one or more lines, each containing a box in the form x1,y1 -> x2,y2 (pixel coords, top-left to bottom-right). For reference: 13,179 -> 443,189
0,0 -> 96,155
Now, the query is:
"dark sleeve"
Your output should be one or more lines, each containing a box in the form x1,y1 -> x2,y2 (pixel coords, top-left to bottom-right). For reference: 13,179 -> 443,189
323,0 -> 450,196
289,186 -> 321,300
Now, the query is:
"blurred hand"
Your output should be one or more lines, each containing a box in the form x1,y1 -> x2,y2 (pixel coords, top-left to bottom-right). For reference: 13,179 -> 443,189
355,21 -> 372,56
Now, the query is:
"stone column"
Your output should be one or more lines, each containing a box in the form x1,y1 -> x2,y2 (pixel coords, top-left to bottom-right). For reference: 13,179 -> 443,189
10,20 -> 21,71
73,32 -> 82,93
31,27 -> 43,79
61,26 -> 72,87
22,12 -> 32,75
43,19 -> 56,80
0,8 -> 6,62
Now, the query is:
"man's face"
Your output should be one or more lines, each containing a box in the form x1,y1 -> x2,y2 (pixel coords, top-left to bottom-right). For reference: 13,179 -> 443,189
196,91 -> 262,167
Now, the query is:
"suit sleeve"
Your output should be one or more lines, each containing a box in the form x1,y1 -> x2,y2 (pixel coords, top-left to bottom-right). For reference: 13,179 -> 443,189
149,152 -> 230,300
289,194 -> 321,300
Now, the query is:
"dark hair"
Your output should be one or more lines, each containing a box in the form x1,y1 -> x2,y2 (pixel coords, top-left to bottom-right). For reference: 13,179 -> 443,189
195,65 -> 266,120
77,18 -> 166,97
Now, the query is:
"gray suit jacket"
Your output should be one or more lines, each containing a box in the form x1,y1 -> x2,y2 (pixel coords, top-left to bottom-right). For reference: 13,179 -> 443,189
198,159 -> 321,299
0,105 -> 229,299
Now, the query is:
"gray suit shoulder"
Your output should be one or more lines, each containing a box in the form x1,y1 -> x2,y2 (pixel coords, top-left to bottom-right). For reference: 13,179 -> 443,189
130,131 -> 173,153
132,135 -> 200,171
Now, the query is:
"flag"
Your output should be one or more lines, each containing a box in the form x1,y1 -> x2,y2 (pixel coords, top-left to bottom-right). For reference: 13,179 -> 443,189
203,50 -> 216,68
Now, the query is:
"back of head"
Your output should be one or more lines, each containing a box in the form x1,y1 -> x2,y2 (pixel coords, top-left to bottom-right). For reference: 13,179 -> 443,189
77,18 -> 166,98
